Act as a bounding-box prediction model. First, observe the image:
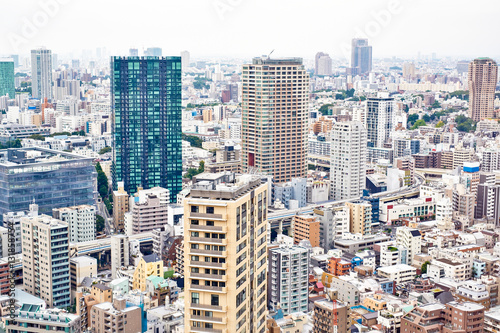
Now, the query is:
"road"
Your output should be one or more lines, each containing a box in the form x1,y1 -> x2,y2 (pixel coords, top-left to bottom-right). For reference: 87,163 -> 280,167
97,200 -> 112,235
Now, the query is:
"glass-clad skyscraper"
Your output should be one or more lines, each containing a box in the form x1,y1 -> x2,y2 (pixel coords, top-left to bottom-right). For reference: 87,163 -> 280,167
111,56 -> 182,198
0,59 -> 15,98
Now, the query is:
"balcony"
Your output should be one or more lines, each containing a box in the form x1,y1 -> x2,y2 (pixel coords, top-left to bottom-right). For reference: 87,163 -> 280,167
189,224 -> 226,232
190,327 -> 224,333
190,212 -> 225,220
191,315 -> 225,324
189,303 -> 227,312
189,261 -> 227,269
191,249 -> 226,257
189,237 -> 227,245
190,285 -> 227,293
191,273 -> 227,281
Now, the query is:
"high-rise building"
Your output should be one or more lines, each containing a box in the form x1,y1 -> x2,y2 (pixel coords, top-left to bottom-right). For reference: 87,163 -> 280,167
112,182 -> 129,232
351,38 -> 372,74
145,47 -> 162,57
365,94 -> 395,148
53,205 -> 96,243
180,50 -> 190,70
468,58 -> 498,121
31,47 -> 53,100
125,189 -> 169,235
111,56 -> 182,198
315,52 -> 332,76
0,59 -> 15,98
22,203 -> 70,308
330,121 -> 367,200
242,57 -> 308,183
268,245 -> 309,315
184,172 -> 268,333
293,214 -> 320,247
475,173 -> 500,226
111,235 -> 130,279
312,299 -> 350,333
402,62 -> 416,79
346,201 -> 372,235
0,148 -> 96,221
91,298 -> 142,333
129,48 -> 139,56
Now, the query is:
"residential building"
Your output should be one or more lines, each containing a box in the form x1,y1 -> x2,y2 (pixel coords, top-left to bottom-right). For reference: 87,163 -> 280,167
21,204 -> 70,308
111,56 -> 182,198
184,172 -> 268,333
112,181 -> 130,232
70,256 -> 97,297
31,47 -> 53,100
455,281 -> 491,310
0,148 -> 96,220
396,227 -> 422,265
293,214 -> 321,247
126,189 -> 169,235
133,254 -> 163,291
111,235 -> 130,279
346,201 -> 372,235
6,306 -> 81,333
366,94 -> 395,148
312,299 -> 350,333
330,121 -> 367,200
377,264 -> 416,284
469,58 -> 498,121
91,298 -> 142,333
242,57 -> 308,183
315,206 -> 350,250
268,245 -> 309,314
53,205 -> 96,243
428,258 -> 471,282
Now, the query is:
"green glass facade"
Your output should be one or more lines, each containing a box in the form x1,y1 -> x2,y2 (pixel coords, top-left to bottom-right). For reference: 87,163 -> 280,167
0,60 -> 15,99
111,56 -> 182,199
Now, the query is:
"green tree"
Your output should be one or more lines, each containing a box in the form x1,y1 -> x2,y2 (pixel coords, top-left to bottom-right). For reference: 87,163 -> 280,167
411,119 -> 426,130
318,104 -> 334,115
71,130 -> 86,136
99,147 -> 112,154
436,121 -> 445,128
182,134 -> 203,148
103,198 -> 112,215
421,261 -> 431,274
96,215 -> 105,233
28,134 -> 46,141
422,114 -> 431,122
407,114 -> 419,127
431,100 -> 441,109
95,162 -> 109,198
50,132 -> 72,137
184,160 -> 205,179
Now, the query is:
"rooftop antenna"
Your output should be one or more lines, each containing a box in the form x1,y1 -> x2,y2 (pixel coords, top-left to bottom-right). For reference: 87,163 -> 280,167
268,49 -> 275,58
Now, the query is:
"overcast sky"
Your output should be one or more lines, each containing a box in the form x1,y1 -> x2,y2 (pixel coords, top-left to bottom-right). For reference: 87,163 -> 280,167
1,0 -> 498,61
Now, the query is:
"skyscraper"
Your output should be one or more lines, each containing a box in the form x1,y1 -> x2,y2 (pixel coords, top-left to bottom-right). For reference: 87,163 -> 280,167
184,172 -> 268,333
242,57 -> 308,183
468,58 -> 498,121
330,121 -> 367,200
145,47 -> 162,57
129,48 -> 139,56
365,94 -> 395,148
31,47 -> 53,100
0,59 -> 15,98
315,52 -> 332,75
22,203 -> 70,308
180,50 -> 190,70
351,38 -> 372,75
111,56 -> 182,198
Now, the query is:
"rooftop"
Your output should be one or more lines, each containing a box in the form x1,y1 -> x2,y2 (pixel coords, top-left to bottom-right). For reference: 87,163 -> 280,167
0,147 -> 91,167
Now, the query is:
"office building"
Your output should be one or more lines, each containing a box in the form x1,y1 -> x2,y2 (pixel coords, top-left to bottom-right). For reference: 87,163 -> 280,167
184,172 -> 268,333
468,58 -> 498,121
293,214 -> 320,247
366,94 -> 395,148
0,59 -> 15,98
351,38 -> 372,74
268,245 -> 309,315
129,48 -> 138,56
21,204 -> 70,308
145,47 -> 162,57
6,306 -> 81,333
181,50 -> 190,70
315,52 -> 332,76
330,121 -> 367,200
0,148 -> 96,220
242,57 -> 308,183
312,299 -> 350,333
91,298 -> 141,333
111,56 -> 182,198
31,47 -> 53,100
112,182 -> 129,232
53,205 -> 96,243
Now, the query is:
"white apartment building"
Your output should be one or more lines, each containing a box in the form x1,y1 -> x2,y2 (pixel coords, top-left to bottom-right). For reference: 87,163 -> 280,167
395,227 -> 422,265
53,205 -> 96,243
377,264 -> 416,284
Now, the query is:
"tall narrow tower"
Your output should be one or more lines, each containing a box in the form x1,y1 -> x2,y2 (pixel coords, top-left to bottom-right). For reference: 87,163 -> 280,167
468,58 -> 498,121
241,57 -> 309,183
31,47 -> 53,100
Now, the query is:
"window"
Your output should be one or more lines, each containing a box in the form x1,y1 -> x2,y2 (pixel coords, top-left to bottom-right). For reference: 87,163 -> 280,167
206,221 -> 214,226
192,292 -> 200,304
206,207 -> 215,214
191,206 -> 199,213
211,294 -> 219,306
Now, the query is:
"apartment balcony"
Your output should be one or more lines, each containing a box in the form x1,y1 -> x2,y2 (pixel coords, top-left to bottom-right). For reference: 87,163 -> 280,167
190,212 -> 225,220
189,303 -> 227,312
191,315 -> 226,324
189,224 -> 227,233
191,249 -> 226,257
191,273 -> 227,281
189,261 -> 227,269
189,237 -> 227,245
190,285 -> 227,293
190,327 -> 225,333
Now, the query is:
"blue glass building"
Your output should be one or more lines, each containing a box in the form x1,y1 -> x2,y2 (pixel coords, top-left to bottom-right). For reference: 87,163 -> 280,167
111,56 -> 182,198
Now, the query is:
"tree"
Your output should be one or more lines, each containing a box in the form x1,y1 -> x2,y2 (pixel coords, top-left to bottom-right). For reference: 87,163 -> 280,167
99,147 -> 112,155
96,215 -> 105,233
50,132 -> 72,137
455,115 -> 477,133
436,121 -> 445,128
422,114 -> 431,122
421,261 -> 431,274
431,100 -> 441,109
411,119 -> 426,130
182,134 -> 203,148
72,130 -> 86,136
318,104 -> 334,115
184,160 -> 205,179
28,134 -> 46,141
407,114 -> 419,127
95,162 -> 109,198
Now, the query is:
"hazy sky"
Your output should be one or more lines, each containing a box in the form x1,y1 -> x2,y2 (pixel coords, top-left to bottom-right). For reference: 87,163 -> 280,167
1,0 -> 499,61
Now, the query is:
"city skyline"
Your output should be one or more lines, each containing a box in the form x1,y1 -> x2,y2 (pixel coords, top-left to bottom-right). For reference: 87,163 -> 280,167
1,0 -> 499,59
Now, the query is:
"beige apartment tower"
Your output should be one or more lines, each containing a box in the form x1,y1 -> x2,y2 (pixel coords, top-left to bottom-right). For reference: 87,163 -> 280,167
468,58 -> 498,121
184,172 -> 268,333
242,57 -> 309,183
112,181 -> 129,232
